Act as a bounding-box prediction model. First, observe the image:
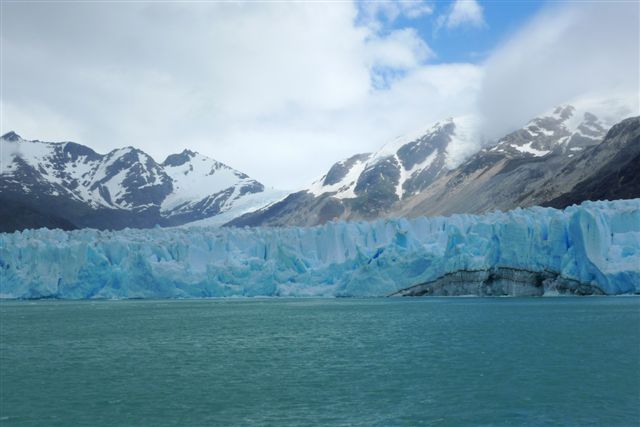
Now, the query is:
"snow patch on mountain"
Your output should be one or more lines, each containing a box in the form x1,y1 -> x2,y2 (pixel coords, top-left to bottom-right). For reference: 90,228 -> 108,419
488,104 -> 609,157
1,133 -> 274,226
395,150 -> 438,198
161,150 -> 255,214
2,135 -> 107,207
308,154 -> 372,200
181,188 -> 291,228
513,142 -> 550,157
308,117 -> 478,201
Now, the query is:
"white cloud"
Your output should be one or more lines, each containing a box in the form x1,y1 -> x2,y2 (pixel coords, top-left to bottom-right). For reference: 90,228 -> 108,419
402,2 -> 434,19
199,62 -> 482,189
1,0 -> 636,191
478,1 -> 639,139
366,28 -> 434,70
358,0 -> 433,30
436,0 -> 486,32
2,1 -> 468,189
2,102 -> 85,144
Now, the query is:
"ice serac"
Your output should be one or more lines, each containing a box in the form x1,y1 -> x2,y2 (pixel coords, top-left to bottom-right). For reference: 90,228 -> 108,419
1,199 -> 639,299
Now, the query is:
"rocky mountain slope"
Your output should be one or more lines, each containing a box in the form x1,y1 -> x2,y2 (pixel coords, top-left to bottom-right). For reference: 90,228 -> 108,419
395,105 -> 612,217
0,132 -> 282,231
228,117 -> 478,226
541,116 -> 640,209
229,105 -> 637,227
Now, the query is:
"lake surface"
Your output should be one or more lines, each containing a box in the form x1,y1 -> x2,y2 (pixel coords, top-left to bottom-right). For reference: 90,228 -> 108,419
0,297 -> 638,426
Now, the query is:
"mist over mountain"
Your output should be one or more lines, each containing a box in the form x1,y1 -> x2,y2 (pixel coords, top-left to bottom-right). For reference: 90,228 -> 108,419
228,102 -> 639,227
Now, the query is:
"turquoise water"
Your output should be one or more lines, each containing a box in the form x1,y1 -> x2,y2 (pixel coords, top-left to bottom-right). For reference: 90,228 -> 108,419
0,298 -> 638,426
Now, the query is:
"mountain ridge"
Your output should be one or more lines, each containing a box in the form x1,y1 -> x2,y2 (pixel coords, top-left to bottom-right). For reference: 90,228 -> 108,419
0,133 -> 281,231
228,104 -> 635,227
1,100 -> 638,232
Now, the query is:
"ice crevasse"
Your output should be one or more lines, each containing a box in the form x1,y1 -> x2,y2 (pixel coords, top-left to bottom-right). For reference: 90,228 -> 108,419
0,199 -> 639,299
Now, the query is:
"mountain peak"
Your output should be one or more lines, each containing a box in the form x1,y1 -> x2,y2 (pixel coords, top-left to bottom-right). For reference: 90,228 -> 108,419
162,149 -> 197,167
1,131 -> 21,141
488,105 -> 600,158
552,105 -> 575,121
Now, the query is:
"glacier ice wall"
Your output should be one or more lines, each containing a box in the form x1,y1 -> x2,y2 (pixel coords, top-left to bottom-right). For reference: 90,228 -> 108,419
1,199 -> 639,299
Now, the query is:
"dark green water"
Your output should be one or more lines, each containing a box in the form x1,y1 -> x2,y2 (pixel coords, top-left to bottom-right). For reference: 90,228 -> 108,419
0,298 -> 638,427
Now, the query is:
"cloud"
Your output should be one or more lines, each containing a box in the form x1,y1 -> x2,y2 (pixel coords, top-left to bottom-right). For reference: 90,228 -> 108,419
358,0 -> 433,30
478,1 -> 639,139
367,28 -> 434,70
197,62 -> 482,188
1,1 -> 637,190
436,0 -> 486,32
1,102 -> 84,144
2,1 -> 473,189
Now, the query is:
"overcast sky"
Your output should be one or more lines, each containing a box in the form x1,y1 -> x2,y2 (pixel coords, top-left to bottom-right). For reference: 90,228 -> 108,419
1,0 -> 638,189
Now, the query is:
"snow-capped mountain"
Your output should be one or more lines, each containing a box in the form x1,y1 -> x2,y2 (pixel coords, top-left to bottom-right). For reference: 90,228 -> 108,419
486,105 -> 606,158
0,133 -> 281,231
2,99 -> 636,232
308,116 -> 478,202
395,105 -> 616,217
159,149 -> 267,221
228,117 -> 478,226
229,103 -> 637,227
541,116 -> 640,208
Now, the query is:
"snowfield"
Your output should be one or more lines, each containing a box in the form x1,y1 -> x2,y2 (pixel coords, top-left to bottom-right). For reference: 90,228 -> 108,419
1,199 -> 638,299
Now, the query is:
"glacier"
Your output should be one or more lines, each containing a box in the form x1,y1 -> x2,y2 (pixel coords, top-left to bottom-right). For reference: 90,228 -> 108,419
1,199 -> 639,299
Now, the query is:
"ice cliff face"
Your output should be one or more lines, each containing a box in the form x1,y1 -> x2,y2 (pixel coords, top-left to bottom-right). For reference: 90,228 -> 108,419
1,199 -> 638,299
